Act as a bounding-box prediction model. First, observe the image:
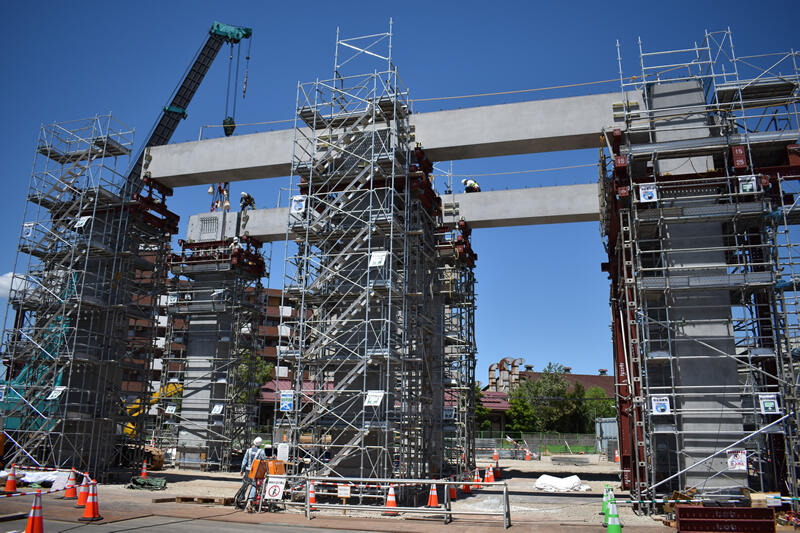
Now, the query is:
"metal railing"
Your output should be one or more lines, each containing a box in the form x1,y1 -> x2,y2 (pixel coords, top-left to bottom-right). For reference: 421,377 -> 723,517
259,474 -> 512,529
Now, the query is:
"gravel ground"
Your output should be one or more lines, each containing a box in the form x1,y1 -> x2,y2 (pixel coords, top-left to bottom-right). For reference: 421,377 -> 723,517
40,459 -> 667,530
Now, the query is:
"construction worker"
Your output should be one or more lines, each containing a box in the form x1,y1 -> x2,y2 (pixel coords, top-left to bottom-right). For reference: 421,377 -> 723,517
240,437 -> 265,512
240,191 -> 256,231
462,178 -> 481,193
240,191 -> 256,212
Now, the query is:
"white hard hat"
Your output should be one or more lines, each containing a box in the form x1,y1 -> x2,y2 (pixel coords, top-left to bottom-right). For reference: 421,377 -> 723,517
461,179 -> 468,185
253,436 -> 263,446
241,191 -> 248,197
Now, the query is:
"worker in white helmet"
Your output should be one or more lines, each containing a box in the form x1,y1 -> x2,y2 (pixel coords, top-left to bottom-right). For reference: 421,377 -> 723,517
240,191 -> 256,211
241,436 -> 265,475
462,178 -> 481,193
240,436 -> 266,511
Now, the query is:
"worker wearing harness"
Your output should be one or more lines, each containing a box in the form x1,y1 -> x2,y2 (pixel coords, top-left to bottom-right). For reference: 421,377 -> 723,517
240,437 -> 266,512
240,191 -> 256,231
462,178 -> 481,193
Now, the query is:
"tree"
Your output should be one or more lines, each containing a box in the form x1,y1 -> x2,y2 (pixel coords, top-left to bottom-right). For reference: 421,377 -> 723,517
474,386 -> 493,432
505,363 -> 616,434
507,362 -> 569,432
231,351 -> 274,404
563,382 -> 589,433
585,385 -> 616,420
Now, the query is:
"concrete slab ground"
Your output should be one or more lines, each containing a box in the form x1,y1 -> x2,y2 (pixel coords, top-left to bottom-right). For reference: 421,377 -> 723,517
0,462 -> 673,532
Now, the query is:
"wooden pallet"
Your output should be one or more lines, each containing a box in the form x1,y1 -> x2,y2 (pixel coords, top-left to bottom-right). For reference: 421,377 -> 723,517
151,496 -> 233,506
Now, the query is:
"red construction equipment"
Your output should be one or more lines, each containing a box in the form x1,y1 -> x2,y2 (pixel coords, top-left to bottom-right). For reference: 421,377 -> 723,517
525,449 -> 531,461
140,459 -> 148,479
494,461 -> 501,480
426,483 -> 439,507
675,505 -> 774,532
62,470 -> 78,499
4,464 -> 17,492
382,484 -> 399,516
448,476 -> 457,501
24,489 -> 43,533
78,481 -> 103,522
614,449 -> 619,463
75,474 -> 89,508
492,449 -> 499,461
484,466 -> 495,483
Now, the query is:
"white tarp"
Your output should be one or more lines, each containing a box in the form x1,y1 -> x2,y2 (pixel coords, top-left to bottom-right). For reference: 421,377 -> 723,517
534,474 -> 590,492
0,469 -> 61,485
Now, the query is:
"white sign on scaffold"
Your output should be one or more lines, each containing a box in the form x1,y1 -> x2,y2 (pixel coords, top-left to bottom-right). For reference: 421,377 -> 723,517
364,390 -> 385,407
46,386 -> 67,400
265,476 -> 286,500
727,450 -> 747,471
280,391 -> 294,412
639,183 -> 658,203
651,395 -> 671,415
337,484 -> 351,499
759,393 -> 781,414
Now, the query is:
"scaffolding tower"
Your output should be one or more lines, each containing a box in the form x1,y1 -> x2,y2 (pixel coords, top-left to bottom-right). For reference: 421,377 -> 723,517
601,30 -> 800,510
0,116 -> 174,475
437,218 -> 478,475
154,212 -> 266,470
275,25 -> 451,483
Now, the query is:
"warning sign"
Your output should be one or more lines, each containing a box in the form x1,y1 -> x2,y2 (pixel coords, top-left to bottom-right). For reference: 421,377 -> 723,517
265,476 -> 286,500
727,450 -> 747,471
337,484 -> 351,499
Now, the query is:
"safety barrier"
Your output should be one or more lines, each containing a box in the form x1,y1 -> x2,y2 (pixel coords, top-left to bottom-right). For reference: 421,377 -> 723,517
0,466 -> 102,526
262,474 -> 511,529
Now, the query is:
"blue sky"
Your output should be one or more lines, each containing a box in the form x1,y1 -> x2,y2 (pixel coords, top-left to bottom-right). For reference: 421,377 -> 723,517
1,0 -> 797,385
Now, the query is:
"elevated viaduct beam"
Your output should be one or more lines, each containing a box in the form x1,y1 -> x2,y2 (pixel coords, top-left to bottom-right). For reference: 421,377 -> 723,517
149,91 -> 638,188
189,183 -> 600,242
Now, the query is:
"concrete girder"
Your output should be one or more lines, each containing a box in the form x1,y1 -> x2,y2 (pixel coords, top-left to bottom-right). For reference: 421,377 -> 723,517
188,183 -> 601,243
148,91 -> 639,188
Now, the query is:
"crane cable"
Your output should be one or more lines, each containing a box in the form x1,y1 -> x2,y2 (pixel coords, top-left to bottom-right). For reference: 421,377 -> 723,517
225,43 -> 234,118
233,41 -> 242,118
243,35 -> 253,99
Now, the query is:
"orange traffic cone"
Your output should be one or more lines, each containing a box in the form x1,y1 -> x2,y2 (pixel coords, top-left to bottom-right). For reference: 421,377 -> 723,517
492,448 -> 499,461
426,483 -> 439,508
449,476 -> 457,501
79,481 -> 102,522
24,489 -> 44,533
308,480 -> 317,511
4,463 -> 18,492
75,474 -> 89,508
382,484 -> 399,516
62,470 -> 78,499
614,449 -> 620,463
525,449 -> 531,461
140,459 -> 148,479
494,461 -> 501,480
484,466 -> 495,483
472,468 -> 481,489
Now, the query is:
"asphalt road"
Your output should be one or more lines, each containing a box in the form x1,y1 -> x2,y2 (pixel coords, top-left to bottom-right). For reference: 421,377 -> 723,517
1,516 -> 375,533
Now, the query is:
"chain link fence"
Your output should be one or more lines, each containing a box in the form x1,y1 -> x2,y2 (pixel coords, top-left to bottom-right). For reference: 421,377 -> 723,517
475,432 -> 598,458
